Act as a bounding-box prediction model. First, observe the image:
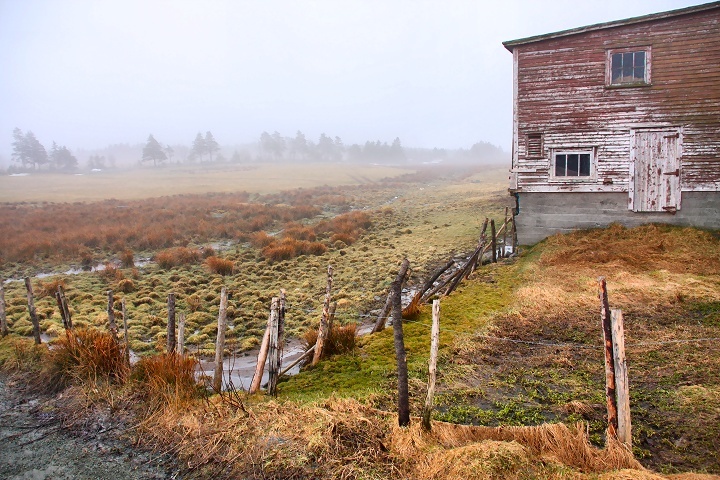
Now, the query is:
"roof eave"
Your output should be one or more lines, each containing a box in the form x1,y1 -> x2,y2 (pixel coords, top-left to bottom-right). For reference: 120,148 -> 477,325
503,1 -> 720,52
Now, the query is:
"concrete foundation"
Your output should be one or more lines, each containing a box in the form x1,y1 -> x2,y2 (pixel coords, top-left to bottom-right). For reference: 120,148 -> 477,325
515,191 -> 720,245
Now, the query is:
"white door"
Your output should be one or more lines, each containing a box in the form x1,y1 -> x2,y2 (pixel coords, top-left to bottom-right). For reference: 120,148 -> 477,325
629,129 -> 682,212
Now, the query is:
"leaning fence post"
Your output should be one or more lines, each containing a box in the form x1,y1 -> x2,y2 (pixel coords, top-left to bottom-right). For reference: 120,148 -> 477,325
269,291 -> 287,394
166,292 -> 176,353
0,281 -> 8,337
422,299 -> 441,431
212,286 -> 228,393
392,258 -> 411,427
58,285 -> 72,330
121,297 -> 130,365
611,308 -> 631,446
24,278 -> 41,345
372,291 -> 393,333
107,290 -> 117,339
599,277 -> 618,440
490,219 -> 497,263
249,299 -> 274,394
177,312 -> 186,355
55,289 -> 69,331
312,265 -> 334,365
267,297 -> 280,396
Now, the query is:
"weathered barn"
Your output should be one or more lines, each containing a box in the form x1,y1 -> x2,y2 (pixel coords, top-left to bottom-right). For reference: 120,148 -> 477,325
503,2 -> 720,244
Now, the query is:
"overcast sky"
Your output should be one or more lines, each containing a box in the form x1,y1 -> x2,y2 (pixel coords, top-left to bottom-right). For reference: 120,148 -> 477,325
0,0 -> 705,162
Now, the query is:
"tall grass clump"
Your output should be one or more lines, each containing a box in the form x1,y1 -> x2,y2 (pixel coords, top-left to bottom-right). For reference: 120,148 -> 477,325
205,256 -> 234,275
303,323 -> 357,359
131,353 -> 201,407
154,247 -> 201,269
44,329 -> 128,392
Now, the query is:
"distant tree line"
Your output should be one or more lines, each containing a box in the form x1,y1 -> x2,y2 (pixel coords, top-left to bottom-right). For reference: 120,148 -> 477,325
11,128 -> 78,171
6,127 -> 506,171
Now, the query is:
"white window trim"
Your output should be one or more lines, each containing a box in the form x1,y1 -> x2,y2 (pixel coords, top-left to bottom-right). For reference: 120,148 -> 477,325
549,148 -> 598,183
605,46 -> 652,87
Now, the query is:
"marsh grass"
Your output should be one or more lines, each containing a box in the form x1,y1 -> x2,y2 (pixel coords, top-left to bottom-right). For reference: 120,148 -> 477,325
42,328 -> 129,392
131,353 -> 202,408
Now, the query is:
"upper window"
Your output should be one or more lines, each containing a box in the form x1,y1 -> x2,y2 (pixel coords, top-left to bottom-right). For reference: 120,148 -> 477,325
607,47 -> 651,86
551,150 -> 595,181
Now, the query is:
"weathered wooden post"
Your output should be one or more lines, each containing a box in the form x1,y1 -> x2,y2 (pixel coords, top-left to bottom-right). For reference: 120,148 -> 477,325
599,277 -> 618,440
55,290 -> 69,330
212,286 -> 228,393
490,219 -> 497,263
312,265 -> 334,365
58,285 -> 72,330
502,207 -> 509,258
372,292 -> 393,333
107,290 -> 117,339
121,297 -> 130,365
267,297 -> 280,396
24,278 -> 41,345
422,299 -> 441,431
177,312 -> 186,355
249,299 -> 275,394
511,211 -> 518,254
166,292 -> 176,353
0,281 -> 8,337
612,308 -> 631,446
392,258 -> 411,427
268,291 -> 287,394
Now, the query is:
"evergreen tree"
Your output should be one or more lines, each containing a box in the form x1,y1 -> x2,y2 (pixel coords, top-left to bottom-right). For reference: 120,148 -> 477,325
11,129 -> 47,169
142,134 -> 167,167
204,131 -> 219,162
191,133 -> 206,162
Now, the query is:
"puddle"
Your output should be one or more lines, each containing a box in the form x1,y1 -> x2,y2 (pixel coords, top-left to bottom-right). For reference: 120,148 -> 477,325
196,338 -> 308,391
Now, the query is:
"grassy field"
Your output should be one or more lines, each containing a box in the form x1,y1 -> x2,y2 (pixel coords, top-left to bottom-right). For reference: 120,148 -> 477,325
2,161 -> 718,478
0,162 -> 415,203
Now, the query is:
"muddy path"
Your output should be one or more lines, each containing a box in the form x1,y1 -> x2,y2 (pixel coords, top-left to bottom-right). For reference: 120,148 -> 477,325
0,376 -> 180,480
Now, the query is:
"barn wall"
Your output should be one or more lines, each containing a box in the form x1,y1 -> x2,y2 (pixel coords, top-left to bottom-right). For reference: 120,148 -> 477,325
515,192 -> 720,245
512,8 -> 720,192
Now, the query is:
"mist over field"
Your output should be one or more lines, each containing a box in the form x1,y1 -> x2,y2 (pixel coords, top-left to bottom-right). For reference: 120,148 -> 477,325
0,0 -> 700,173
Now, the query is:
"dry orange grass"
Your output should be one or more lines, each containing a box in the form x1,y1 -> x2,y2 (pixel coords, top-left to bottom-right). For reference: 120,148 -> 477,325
514,224 -> 720,320
135,396 -> 654,479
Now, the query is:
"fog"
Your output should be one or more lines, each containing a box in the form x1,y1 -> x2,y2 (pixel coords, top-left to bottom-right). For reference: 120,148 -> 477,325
0,0 -> 702,167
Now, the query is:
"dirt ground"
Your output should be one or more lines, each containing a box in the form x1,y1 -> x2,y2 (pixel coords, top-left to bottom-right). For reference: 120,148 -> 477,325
0,376 -> 179,480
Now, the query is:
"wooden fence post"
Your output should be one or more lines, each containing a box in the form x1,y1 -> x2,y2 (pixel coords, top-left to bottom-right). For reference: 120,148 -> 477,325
249,299 -> 275,394
107,290 -> 117,339
121,297 -> 130,365
267,297 -> 280,396
422,299 -> 441,431
58,286 -> 72,330
372,291 -> 393,333
177,312 -> 186,355
0,281 -> 8,337
393,258 -> 411,427
599,277 -> 618,440
55,290 -> 69,331
166,292 -> 176,353
312,265 -> 334,365
511,211 -> 518,254
24,278 -> 41,345
212,286 -> 228,393
490,219 -> 497,263
268,291 -> 287,395
502,207 -> 509,258
611,308 -> 631,446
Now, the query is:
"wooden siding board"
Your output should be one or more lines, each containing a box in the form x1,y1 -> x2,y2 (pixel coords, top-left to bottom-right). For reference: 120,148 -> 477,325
511,7 -> 720,191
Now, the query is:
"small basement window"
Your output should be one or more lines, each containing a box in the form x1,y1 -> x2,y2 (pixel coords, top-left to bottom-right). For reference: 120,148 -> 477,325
552,151 -> 594,179
607,47 -> 651,86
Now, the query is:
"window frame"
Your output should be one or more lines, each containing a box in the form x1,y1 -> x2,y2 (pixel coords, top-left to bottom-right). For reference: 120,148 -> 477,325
606,46 -> 652,88
525,133 -> 544,159
549,148 -> 597,183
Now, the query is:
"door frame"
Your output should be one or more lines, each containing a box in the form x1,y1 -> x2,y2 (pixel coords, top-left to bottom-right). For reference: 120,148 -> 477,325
628,127 -> 683,212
